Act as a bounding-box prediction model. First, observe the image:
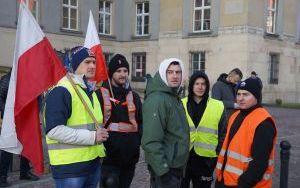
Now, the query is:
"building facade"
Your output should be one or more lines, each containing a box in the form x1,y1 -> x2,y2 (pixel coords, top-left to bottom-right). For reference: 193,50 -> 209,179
0,0 -> 300,103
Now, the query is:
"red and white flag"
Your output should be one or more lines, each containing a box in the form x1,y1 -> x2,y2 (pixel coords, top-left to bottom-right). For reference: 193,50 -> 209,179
0,2 -> 66,175
84,10 -> 109,82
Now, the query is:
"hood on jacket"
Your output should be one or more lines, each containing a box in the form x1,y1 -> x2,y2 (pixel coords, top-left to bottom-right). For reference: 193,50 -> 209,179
145,58 -> 184,97
188,71 -> 210,100
158,58 -> 184,87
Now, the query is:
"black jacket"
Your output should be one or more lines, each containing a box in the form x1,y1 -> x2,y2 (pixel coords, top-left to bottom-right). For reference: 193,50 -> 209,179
0,71 -> 11,118
96,83 -> 143,167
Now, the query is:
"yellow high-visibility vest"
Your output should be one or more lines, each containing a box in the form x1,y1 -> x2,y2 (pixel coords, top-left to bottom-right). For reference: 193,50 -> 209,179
182,97 -> 224,157
46,79 -> 105,165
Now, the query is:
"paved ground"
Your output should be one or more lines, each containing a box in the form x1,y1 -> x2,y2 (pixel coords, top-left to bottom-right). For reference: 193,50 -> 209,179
5,106 -> 300,188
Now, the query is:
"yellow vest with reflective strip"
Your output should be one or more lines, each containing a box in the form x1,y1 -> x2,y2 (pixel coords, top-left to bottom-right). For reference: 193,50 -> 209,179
46,79 -> 105,165
182,97 -> 224,157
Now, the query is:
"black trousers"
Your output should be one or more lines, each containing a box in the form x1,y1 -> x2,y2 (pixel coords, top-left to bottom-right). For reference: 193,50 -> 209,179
101,164 -> 135,188
181,150 -> 217,188
148,166 -> 183,188
0,150 -> 30,178
150,173 -> 182,188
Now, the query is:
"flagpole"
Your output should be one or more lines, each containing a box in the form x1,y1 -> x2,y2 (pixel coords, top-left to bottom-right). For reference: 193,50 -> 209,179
107,78 -> 115,99
66,73 -> 101,129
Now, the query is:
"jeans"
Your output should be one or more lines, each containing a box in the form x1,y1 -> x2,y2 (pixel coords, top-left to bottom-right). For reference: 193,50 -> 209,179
54,165 -> 101,188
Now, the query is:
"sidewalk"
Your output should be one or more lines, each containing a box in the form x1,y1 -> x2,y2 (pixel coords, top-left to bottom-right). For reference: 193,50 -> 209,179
5,106 -> 300,188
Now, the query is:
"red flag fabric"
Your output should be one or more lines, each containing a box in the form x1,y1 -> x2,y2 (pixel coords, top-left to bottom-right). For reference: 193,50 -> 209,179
84,11 -> 109,82
0,2 -> 66,175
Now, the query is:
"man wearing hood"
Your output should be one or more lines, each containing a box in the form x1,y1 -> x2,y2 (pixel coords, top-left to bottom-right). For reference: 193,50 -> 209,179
96,54 -> 142,188
142,58 -> 190,188
181,71 -> 226,188
44,46 -> 108,187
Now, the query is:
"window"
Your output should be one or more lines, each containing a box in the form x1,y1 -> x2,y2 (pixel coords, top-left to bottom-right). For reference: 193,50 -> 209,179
104,52 -> 114,66
62,0 -> 78,30
132,53 -> 146,81
190,52 -> 205,74
193,0 -> 211,32
22,0 -> 39,22
136,2 -> 149,36
266,0 -> 278,34
31,0 -> 39,22
269,53 -> 279,84
99,1 -> 112,35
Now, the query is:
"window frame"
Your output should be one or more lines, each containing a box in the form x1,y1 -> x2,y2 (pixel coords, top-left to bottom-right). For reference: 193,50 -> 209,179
269,53 -> 280,84
190,51 -> 206,75
132,52 -> 146,82
193,0 -> 211,33
103,52 -> 114,66
135,2 -> 149,36
62,0 -> 79,31
266,0 -> 278,34
99,0 -> 112,35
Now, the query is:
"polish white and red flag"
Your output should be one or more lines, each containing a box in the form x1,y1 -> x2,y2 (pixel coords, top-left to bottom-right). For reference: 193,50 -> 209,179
0,2 -> 66,175
84,10 -> 109,82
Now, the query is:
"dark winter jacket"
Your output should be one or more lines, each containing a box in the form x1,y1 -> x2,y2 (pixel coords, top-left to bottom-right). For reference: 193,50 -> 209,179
96,83 -> 143,167
142,72 -> 190,176
211,78 -> 236,117
0,71 -> 11,118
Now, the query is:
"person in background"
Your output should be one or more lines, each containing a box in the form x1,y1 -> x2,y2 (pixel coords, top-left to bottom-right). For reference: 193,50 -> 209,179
97,54 -> 142,188
0,70 -> 39,188
215,78 -> 276,188
250,71 -> 263,89
212,68 -> 243,117
44,46 -> 108,188
181,71 -> 226,188
142,58 -> 190,188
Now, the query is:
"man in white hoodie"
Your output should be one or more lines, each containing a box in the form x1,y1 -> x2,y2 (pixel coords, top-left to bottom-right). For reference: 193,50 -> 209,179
142,58 -> 190,188
44,46 -> 108,188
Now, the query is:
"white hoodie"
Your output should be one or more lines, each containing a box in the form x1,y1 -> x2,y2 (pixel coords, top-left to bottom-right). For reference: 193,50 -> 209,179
158,58 -> 184,87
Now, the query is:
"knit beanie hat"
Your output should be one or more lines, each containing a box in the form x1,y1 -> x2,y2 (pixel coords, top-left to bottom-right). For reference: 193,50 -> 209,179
108,54 -> 129,78
237,78 -> 262,102
71,46 -> 95,71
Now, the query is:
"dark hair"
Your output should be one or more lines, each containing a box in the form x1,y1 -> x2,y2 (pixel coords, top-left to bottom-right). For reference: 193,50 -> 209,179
217,73 -> 228,81
188,71 -> 210,100
230,68 -> 243,79
251,71 -> 257,76
169,61 -> 180,66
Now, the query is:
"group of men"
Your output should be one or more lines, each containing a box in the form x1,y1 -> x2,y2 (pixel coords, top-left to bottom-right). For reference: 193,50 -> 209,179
0,44 -> 276,188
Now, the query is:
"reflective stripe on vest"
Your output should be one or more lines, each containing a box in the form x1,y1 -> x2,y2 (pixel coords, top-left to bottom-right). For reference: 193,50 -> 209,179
46,79 -> 105,166
216,108 -> 276,187
100,87 -> 111,125
181,97 -> 224,157
101,87 -> 138,132
47,123 -> 101,150
216,163 -> 272,180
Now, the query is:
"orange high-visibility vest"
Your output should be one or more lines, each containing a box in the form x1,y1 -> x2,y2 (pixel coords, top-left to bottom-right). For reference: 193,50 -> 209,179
100,87 -> 138,132
216,107 -> 276,188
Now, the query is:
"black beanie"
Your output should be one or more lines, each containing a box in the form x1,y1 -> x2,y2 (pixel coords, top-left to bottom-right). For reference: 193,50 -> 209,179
108,54 -> 129,78
237,78 -> 262,102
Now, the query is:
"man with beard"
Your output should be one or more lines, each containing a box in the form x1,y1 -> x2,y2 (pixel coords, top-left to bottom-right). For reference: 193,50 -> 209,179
97,54 -> 142,188
142,58 -> 190,188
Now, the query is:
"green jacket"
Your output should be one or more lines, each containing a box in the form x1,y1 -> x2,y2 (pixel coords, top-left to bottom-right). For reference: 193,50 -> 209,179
142,72 -> 190,176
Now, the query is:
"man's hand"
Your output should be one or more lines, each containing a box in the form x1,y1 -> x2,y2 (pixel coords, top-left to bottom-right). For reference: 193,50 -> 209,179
95,128 -> 109,143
